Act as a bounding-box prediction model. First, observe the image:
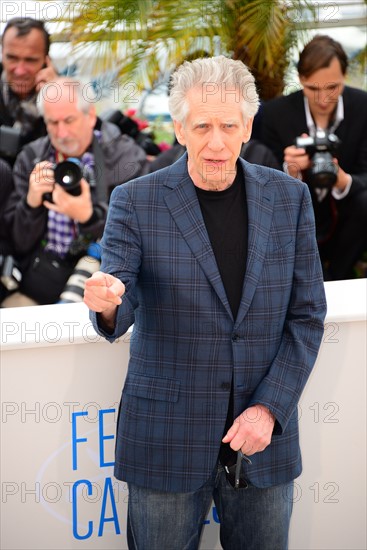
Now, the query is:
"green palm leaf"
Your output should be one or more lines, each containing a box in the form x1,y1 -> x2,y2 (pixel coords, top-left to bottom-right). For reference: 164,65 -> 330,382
40,0 -> 316,99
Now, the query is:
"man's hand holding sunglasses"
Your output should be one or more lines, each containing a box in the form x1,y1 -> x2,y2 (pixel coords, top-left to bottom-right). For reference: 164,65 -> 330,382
222,404 -> 275,456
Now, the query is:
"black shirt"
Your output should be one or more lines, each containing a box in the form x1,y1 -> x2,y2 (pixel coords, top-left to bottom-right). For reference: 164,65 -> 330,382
195,164 -> 248,466
195,167 -> 247,319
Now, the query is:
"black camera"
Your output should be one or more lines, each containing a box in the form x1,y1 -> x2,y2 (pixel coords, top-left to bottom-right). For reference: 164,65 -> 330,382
43,158 -> 83,202
100,109 -> 161,156
295,130 -> 341,189
0,126 -> 22,161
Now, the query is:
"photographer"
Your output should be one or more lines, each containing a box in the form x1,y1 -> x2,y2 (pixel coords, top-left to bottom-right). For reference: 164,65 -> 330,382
0,159 -> 14,253
0,159 -> 18,302
261,35 -> 367,280
1,77 -> 148,307
0,17 -> 58,165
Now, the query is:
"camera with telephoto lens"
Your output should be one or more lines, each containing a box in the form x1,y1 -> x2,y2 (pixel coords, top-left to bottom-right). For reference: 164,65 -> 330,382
295,130 -> 341,189
59,243 -> 101,303
43,157 -> 83,202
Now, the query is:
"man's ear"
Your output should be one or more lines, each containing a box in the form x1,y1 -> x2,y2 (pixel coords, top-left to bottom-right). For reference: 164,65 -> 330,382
88,105 -> 97,128
242,117 -> 254,144
173,120 -> 186,146
44,55 -> 52,68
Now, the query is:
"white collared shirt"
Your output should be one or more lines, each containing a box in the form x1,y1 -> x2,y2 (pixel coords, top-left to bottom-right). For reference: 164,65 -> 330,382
303,96 -> 352,200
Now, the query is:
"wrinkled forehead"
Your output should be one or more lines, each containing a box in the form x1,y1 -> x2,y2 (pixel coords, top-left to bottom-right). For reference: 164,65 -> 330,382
43,96 -> 83,120
184,85 -> 246,122
187,82 -> 245,102
2,26 -> 47,55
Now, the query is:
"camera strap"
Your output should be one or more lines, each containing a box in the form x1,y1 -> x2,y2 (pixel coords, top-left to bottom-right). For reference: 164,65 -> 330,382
91,135 -> 107,204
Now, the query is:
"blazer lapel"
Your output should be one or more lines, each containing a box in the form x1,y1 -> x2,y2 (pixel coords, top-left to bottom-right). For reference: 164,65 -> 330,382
161,156 -> 275,324
163,155 -> 233,319
235,161 -> 275,327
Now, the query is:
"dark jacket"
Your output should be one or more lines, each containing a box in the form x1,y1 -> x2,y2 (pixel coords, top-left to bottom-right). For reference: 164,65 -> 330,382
0,158 -> 14,255
91,154 -> 326,491
4,121 -> 149,256
0,64 -> 47,163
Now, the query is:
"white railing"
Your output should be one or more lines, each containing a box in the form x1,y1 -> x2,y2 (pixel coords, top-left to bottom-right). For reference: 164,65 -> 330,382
1,278 -> 366,549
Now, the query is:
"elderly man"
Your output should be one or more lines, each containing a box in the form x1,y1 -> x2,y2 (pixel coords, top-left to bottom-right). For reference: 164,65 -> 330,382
2,77 -> 148,306
84,56 -> 326,549
0,17 -> 57,163
261,35 -> 367,280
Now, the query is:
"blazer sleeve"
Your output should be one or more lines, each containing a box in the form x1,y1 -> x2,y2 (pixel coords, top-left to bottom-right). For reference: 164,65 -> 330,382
89,183 -> 141,338
248,183 -> 327,434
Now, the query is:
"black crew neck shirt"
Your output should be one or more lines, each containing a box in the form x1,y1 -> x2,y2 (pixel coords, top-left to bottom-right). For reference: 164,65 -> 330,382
195,167 -> 248,320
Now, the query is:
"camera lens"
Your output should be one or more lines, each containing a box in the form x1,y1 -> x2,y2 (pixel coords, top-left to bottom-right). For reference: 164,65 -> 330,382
309,152 -> 338,189
59,255 -> 100,303
54,159 -> 82,196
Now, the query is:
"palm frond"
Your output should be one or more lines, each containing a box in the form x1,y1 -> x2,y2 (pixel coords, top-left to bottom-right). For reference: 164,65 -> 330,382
38,0 -> 317,98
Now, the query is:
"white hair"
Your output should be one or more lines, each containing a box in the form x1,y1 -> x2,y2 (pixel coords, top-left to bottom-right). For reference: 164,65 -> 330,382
37,77 -> 97,116
168,55 -> 259,124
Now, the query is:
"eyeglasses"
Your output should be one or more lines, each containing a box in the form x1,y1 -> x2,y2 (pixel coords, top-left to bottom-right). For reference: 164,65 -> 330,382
224,450 -> 252,489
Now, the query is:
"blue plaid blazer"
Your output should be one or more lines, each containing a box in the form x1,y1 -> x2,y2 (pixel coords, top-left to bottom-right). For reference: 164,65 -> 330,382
90,154 -> 326,492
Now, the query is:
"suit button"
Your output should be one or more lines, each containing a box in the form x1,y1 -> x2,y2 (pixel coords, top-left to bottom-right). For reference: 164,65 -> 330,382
221,382 -> 231,391
232,334 -> 240,342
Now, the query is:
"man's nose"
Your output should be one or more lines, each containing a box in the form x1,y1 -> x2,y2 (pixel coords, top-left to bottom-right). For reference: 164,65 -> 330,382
13,62 -> 28,76
208,128 -> 225,150
55,121 -> 69,138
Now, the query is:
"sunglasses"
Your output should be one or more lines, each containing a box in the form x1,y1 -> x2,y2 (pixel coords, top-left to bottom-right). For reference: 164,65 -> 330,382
224,450 -> 252,489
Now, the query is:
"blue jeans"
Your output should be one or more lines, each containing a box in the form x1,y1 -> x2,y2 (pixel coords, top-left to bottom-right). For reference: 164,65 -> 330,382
126,463 -> 294,550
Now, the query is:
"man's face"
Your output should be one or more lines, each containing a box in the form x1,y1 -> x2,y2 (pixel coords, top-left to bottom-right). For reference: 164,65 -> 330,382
2,27 -> 47,98
173,85 -> 253,189
300,57 -> 345,121
43,95 -> 97,158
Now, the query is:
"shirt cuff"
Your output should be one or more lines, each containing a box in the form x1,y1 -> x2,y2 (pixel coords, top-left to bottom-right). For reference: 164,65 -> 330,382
332,174 -> 352,200
282,161 -> 302,180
